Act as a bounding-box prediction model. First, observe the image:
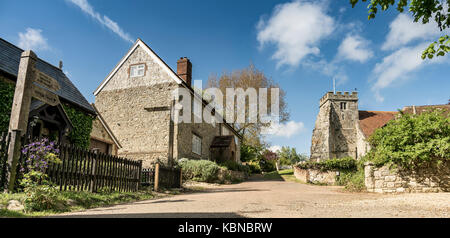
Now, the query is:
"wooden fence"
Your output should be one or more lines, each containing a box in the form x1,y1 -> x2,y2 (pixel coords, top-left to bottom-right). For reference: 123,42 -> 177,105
141,163 -> 182,191
45,144 -> 142,192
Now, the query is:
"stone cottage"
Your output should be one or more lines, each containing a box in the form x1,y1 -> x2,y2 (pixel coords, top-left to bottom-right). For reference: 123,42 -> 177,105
93,39 -> 242,168
310,91 -> 449,161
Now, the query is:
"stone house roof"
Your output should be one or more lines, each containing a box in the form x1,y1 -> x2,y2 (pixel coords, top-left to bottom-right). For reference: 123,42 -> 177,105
0,38 -> 95,115
358,110 -> 398,138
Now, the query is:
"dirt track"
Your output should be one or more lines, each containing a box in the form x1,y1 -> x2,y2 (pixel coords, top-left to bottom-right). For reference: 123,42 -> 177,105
56,176 -> 450,218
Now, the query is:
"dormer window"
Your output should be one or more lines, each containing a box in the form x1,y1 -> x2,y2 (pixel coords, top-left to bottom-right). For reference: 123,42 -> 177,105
130,64 -> 146,78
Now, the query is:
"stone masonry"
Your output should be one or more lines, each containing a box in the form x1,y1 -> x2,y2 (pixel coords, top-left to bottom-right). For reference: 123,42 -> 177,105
310,91 -> 359,161
365,162 -> 450,193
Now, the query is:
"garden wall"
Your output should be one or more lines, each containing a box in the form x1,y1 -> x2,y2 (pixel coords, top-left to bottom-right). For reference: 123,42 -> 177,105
293,166 -> 336,185
364,162 -> 450,193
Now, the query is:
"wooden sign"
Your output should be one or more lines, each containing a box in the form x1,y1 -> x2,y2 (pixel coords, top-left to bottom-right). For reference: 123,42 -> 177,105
34,69 -> 60,92
32,84 -> 60,106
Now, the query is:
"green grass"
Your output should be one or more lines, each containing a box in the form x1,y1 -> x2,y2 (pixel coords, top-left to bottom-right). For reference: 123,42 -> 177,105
0,189 -> 155,217
262,169 -> 304,183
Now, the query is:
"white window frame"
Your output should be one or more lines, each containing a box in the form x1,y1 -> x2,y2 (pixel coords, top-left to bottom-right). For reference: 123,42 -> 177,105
130,64 -> 145,78
192,134 -> 202,155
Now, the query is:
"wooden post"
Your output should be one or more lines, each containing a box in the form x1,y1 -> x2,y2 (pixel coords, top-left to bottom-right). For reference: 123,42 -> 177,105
137,160 -> 142,191
90,155 -> 97,193
5,50 -> 36,192
154,163 -> 160,192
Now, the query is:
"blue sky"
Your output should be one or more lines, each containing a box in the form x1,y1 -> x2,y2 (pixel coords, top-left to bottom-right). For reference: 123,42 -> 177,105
1,0 -> 449,154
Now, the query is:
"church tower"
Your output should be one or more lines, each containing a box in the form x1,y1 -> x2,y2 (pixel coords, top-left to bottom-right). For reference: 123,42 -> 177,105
310,91 -> 359,161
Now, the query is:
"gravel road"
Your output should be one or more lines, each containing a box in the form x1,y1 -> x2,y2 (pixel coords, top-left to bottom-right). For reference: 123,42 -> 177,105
56,176 -> 450,218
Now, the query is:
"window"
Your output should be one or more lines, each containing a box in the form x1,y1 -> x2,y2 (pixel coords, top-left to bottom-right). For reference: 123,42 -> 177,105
192,134 -> 202,155
340,102 -> 347,110
130,64 -> 145,77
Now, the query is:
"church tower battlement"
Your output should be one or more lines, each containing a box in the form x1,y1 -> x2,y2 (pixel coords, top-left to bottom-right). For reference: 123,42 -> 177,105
310,91 -> 359,161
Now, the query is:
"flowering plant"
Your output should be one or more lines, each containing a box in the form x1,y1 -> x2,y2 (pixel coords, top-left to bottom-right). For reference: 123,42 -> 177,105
19,138 -> 65,212
21,138 -> 61,173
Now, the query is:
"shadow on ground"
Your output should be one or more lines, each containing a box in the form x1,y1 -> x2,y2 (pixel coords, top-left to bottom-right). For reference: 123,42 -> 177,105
53,212 -> 245,218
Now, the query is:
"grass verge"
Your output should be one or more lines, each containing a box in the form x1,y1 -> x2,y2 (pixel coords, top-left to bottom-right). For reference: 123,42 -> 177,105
0,189 -> 155,217
263,169 -> 304,183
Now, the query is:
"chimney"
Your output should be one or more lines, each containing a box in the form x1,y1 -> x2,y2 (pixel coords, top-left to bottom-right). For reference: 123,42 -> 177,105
59,60 -> 63,70
177,57 -> 192,87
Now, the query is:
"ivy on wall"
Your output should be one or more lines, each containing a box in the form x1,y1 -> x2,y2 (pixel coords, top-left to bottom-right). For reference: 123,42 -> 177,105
0,76 -> 15,132
62,103 -> 94,149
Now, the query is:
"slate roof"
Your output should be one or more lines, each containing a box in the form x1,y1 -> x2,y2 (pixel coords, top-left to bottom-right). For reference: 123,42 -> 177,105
358,111 -> 398,138
0,38 -> 95,114
210,135 -> 234,148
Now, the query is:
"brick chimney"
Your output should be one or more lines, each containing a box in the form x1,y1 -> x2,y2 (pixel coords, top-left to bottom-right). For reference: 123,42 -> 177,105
177,57 -> 192,86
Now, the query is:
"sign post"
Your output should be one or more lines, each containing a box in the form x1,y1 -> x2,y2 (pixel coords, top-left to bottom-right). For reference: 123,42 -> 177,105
5,50 -> 36,192
5,50 -> 61,192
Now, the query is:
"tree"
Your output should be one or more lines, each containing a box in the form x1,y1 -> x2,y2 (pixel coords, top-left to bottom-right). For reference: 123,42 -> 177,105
277,146 -> 308,166
207,64 -> 289,147
350,0 -> 450,59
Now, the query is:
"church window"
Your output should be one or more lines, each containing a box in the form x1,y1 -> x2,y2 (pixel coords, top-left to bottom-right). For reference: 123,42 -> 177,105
340,102 -> 347,110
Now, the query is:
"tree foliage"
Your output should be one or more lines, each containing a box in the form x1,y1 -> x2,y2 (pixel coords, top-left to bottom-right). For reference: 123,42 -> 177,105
207,64 -> 289,147
277,146 -> 308,166
350,0 -> 450,59
366,109 -> 450,167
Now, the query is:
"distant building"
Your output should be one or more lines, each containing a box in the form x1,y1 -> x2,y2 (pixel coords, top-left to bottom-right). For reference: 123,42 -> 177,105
310,91 -> 449,161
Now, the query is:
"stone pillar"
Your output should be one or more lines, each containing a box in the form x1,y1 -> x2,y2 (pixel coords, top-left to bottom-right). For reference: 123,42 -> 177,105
364,162 -> 375,192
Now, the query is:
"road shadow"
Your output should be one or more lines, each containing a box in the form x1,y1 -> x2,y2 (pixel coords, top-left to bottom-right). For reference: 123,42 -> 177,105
53,212 -> 245,218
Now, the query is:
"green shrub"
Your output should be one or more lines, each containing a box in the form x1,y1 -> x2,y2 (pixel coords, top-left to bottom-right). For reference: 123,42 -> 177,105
219,160 -> 250,174
367,110 -> 450,168
296,157 -> 356,172
247,161 -> 262,174
336,169 -> 365,192
259,158 -> 277,173
23,184 -> 67,212
178,159 -> 221,183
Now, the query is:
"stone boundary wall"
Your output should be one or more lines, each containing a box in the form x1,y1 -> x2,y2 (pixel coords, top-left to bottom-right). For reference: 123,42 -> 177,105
293,166 -> 336,185
364,162 -> 450,193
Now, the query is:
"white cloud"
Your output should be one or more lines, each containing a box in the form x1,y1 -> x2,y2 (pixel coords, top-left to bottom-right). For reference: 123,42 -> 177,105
18,28 -> 49,51
337,34 -> 373,63
382,13 -> 441,51
257,0 -> 335,67
301,59 -> 349,85
269,145 -> 282,153
68,0 -> 133,43
371,42 -> 447,102
262,120 -> 305,138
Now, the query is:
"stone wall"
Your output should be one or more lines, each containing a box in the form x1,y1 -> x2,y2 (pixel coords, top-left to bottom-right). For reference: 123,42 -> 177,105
365,162 -> 450,193
293,166 -> 337,185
